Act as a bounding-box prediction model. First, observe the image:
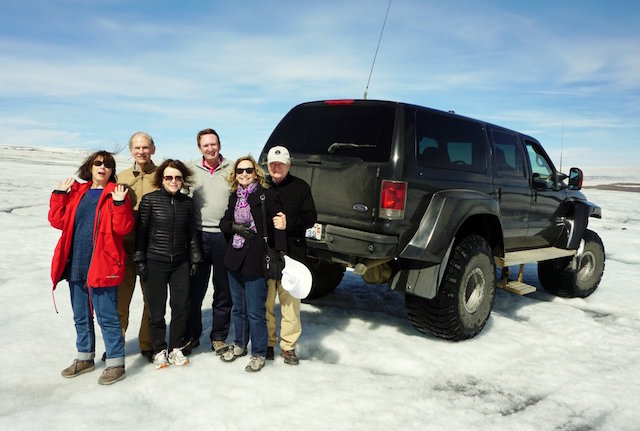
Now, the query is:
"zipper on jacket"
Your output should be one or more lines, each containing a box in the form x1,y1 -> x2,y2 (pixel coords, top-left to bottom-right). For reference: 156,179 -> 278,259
86,206 -> 102,286
170,196 -> 175,262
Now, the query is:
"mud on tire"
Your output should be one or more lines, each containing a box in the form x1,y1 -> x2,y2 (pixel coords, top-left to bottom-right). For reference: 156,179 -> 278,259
405,234 -> 496,341
538,229 -> 605,298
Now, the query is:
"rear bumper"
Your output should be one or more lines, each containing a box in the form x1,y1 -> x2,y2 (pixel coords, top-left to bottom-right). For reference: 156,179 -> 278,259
306,224 -> 398,259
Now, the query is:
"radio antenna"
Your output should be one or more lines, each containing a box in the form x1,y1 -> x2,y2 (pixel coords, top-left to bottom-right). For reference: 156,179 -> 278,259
559,121 -> 564,172
363,0 -> 392,100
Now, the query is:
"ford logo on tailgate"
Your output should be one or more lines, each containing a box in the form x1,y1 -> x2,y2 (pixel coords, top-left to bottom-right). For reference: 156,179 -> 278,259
353,203 -> 369,212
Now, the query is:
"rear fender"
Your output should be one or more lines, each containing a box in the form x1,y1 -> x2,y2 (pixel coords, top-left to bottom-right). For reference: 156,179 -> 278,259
399,189 -> 500,263
391,190 -> 500,299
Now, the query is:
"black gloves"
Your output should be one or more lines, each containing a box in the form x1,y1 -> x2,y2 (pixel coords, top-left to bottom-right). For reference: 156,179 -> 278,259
190,263 -> 199,277
232,223 -> 256,240
136,261 -> 148,281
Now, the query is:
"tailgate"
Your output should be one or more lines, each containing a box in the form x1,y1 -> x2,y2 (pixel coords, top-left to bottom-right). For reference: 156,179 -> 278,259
291,156 -> 381,228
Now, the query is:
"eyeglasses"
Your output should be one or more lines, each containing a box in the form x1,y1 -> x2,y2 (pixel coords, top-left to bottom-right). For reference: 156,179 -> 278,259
163,175 -> 183,182
93,160 -> 114,169
235,167 -> 255,174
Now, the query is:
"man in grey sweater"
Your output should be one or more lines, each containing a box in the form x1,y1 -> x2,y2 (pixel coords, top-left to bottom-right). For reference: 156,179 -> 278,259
184,128 -> 233,355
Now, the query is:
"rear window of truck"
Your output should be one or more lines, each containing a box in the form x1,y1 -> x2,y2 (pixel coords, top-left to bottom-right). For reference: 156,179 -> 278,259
267,104 -> 396,162
416,110 -> 487,173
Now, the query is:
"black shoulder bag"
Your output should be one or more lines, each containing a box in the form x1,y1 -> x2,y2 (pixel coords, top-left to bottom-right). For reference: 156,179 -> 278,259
260,194 -> 285,280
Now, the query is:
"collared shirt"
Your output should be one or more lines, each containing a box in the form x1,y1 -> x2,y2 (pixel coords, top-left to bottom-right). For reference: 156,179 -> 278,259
202,155 -> 223,175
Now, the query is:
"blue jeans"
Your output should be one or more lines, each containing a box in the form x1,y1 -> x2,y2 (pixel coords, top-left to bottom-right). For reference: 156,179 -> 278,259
227,271 -> 268,357
69,281 -> 125,367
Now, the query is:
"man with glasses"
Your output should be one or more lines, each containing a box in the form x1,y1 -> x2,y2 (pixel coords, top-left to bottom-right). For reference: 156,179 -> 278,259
115,131 -> 158,362
184,128 -> 233,356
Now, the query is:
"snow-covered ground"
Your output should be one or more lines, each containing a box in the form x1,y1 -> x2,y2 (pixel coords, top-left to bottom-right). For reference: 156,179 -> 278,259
1,146 -> 639,431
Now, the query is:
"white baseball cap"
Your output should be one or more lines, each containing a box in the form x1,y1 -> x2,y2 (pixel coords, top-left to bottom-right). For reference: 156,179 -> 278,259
267,146 -> 291,164
281,255 -> 312,299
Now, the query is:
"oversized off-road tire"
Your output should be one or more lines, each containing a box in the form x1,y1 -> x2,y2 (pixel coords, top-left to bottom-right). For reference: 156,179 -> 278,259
538,229 -> 605,298
405,234 -> 496,341
305,260 -> 346,300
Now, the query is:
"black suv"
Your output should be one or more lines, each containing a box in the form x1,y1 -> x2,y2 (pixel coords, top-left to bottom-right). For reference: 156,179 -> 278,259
260,99 -> 605,341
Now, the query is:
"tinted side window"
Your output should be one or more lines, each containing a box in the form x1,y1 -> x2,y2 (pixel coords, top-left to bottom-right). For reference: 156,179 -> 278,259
415,111 -> 487,172
526,140 -> 554,188
268,104 -> 396,162
492,130 -> 526,178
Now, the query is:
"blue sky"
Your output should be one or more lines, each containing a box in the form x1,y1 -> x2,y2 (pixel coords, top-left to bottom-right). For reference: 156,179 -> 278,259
1,0 -> 639,168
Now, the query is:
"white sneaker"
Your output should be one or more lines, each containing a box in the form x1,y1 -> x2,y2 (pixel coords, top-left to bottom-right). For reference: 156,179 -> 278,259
168,348 -> 189,366
153,350 -> 169,369
220,345 -> 247,362
245,355 -> 266,372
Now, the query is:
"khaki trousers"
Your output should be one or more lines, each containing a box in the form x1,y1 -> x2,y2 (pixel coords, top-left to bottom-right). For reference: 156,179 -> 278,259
266,278 -> 301,351
117,253 -> 153,352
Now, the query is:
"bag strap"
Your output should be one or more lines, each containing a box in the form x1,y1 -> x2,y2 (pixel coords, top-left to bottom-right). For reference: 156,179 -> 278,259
259,193 -> 269,245
259,194 -> 272,269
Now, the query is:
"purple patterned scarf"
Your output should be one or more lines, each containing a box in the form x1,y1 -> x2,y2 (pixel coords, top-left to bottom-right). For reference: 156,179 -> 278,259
232,181 -> 258,249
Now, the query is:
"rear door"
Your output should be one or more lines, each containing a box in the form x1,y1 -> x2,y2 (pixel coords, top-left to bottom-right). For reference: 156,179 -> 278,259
262,100 -> 398,230
489,127 -> 531,251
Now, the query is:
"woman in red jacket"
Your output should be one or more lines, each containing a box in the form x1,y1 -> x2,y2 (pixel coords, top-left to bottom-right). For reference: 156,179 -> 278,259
49,151 -> 134,385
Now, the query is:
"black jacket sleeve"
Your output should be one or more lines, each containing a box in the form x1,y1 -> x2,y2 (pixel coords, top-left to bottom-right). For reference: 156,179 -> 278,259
134,194 -> 151,262
287,180 -> 317,234
188,200 -> 203,264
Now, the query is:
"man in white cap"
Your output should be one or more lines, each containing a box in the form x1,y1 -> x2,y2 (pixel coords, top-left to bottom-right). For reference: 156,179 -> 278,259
266,145 -> 317,365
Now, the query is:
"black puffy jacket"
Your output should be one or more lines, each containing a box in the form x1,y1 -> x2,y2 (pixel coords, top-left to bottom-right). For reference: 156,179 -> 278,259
134,188 -> 202,264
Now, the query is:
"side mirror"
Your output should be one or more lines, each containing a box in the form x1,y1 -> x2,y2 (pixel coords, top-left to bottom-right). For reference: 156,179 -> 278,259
552,171 -> 568,191
531,173 -> 547,191
568,167 -> 583,190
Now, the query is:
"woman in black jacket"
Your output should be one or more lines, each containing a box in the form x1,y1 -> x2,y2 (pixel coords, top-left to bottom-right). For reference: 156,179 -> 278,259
219,156 -> 286,372
134,159 -> 202,369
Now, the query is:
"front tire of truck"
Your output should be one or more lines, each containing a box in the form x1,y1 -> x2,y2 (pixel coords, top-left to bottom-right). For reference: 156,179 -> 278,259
538,229 -> 605,298
305,260 -> 346,300
405,234 -> 496,341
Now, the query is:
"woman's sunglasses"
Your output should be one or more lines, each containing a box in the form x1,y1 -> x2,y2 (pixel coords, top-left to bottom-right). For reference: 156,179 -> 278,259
163,175 -> 183,182
93,160 -> 115,169
235,167 -> 255,174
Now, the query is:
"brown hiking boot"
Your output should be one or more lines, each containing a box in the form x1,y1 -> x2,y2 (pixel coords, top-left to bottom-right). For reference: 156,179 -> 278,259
61,359 -> 95,378
98,366 -> 125,385
212,340 -> 230,355
281,349 -> 299,365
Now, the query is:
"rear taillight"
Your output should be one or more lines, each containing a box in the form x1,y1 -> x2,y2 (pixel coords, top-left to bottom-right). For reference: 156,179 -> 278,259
324,99 -> 355,105
379,180 -> 407,220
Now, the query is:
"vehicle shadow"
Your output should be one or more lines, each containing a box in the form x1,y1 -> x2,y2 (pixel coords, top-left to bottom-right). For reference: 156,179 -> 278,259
490,263 -> 558,322
133,267 -> 554,369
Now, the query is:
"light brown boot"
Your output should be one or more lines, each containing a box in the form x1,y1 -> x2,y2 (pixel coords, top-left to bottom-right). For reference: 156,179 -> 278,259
61,359 -> 95,378
98,366 -> 125,385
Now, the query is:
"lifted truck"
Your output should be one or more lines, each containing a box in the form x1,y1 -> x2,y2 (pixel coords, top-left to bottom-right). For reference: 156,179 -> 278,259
260,99 -> 605,341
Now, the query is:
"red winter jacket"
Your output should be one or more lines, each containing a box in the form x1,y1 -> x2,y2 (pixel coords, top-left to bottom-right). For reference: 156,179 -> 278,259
49,181 -> 134,290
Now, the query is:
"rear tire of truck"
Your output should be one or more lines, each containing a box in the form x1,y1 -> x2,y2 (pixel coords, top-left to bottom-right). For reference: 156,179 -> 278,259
405,234 -> 496,341
305,260 -> 346,300
537,229 -> 605,298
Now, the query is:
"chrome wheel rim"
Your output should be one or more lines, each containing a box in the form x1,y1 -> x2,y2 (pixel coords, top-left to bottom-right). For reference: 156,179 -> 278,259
577,251 -> 596,282
464,268 -> 485,313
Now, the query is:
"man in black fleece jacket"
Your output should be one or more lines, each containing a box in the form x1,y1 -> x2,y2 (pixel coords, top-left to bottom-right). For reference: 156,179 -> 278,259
266,146 -> 317,365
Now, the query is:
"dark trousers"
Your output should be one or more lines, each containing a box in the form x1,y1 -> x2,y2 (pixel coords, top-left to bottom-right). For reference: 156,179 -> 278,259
187,231 -> 232,343
145,259 -> 191,353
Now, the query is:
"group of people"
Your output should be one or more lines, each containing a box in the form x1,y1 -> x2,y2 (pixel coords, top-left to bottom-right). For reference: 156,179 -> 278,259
48,129 -> 317,384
